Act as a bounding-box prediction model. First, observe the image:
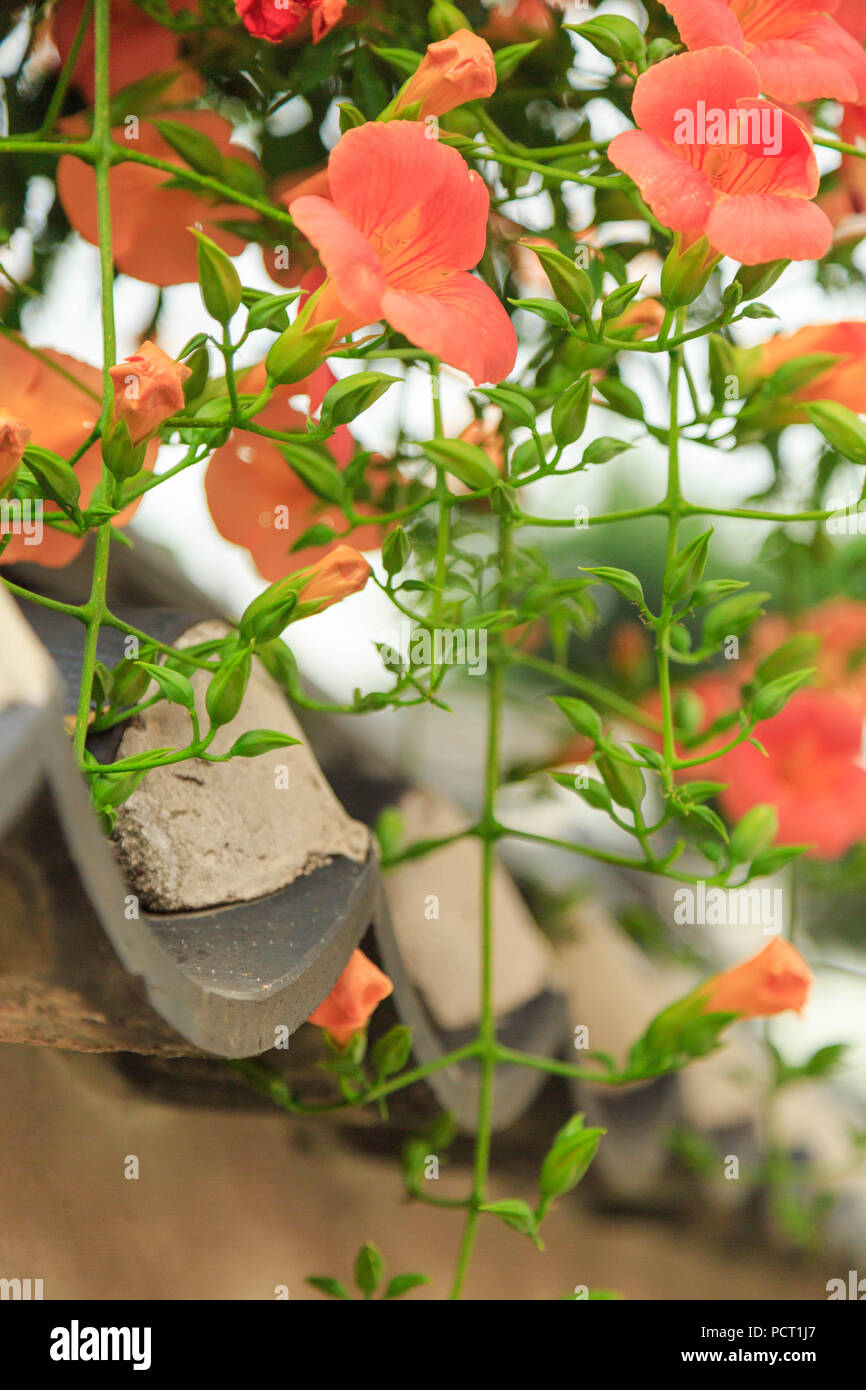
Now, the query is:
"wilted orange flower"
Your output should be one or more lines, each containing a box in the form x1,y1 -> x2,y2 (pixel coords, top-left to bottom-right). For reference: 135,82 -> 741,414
749,321 -> 866,414
0,337 -> 154,568
662,0 -> 866,103
57,112 -> 261,287
0,409 -> 31,490
299,543 -> 372,609
700,938 -> 812,1018
235,0 -> 346,43
108,341 -> 191,445
290,121 -> 518,385
205,362 -> 384,580
609,47 -> 832,265
394,30 -> 497,118
307,948 -> 393,1044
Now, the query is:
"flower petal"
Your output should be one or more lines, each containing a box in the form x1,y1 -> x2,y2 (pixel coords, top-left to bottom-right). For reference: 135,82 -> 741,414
289,194 -> 385,321
382,273 -> 517,385
631,45 -> 760,144
326,121 -> 490,278
608,130 -> 716,234
662,0 -> 745,51
706,191 -> 832,261
751,17 -> 866,104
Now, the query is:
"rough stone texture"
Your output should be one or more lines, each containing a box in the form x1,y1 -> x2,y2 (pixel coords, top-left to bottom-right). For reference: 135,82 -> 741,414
113,622 -> 369,912
384,789 -> 554,1030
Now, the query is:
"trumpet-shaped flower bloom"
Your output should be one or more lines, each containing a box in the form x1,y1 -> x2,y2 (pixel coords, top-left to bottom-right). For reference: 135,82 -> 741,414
52,0 -> 190,101
57,112 -> 261,287
751,320 -> 866,412
608,47 -> 832,264
307,949 -> 393,1045
662,0 -> 866,103
205,363 -> 383,580
289,121 -> 517,385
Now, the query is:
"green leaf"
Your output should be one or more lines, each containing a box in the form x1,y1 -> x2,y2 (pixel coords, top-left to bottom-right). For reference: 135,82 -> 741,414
22,446 -> 81,510
753,634 -> 820,687
581,437 -> 632,466
319,372 -> 399,429
266,317 -> 339,385
521,243 -> 594,318
383,1272 -> 430,1300
551,375 -> 592,448
478,1199 -> 538,1238
664,529 -> 712,604
421,437 -> 499,490
135,661 -> 195,710
729,804 -> 778,863
508,297 -> 572,328
601,277 -> 644,321
595,377 -> 645,420
371,1025 -> 413,1081
153,118 -> 225,177
205,652 -> 252,729
568,14 -> 646,62
806,400 -> 866,466
280,439 -> 345,502
551,695 -> 602,743
239,579 -> 301,643
382,526 -> 410,575
354,1242 -> 384,1298
191,228 -> 242,325
538,1113 -> 605,1213
581,565 -> 645,607
751,667 -> 815,722
245,290 -> 301,334
305,1276 -> 351,1300
227,729 -> 300,757
494,40 -> 540,80
480,385 -> 537,430
596,750 -> 645,810
734,259 -> 790,301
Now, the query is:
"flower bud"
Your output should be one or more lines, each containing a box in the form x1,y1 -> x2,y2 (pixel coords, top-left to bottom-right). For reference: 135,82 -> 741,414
108,341 -> 191,445
299,544 -> 372,611
0,408 -> 31,492
394,30 -> 496,119
308,949 -> 393,1046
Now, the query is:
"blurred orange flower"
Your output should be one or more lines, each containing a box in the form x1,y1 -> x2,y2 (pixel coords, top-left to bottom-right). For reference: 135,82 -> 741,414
307,948 -> 393,1045
482,0 -> 561,42
205,363 -> 382,581
0,337 -> 154,568
235,0 -> 346,43
57,111 -> 261,287
52,0 -> 194,102
0,409 -> 31,490
750,598 -> 866,707
661,0 -> 866,103
751,320 -> 866,414
700,938 -> 812,1018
